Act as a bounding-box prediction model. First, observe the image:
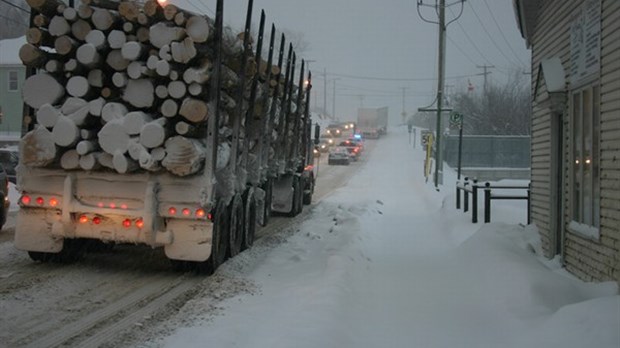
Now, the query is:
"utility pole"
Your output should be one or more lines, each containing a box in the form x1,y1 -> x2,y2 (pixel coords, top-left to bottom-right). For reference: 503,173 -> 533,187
323,68 -> 329,119
476,64 -> 494,94
435,0 -> 446,188
400,87 -> 408,123
417,0 -> 464,190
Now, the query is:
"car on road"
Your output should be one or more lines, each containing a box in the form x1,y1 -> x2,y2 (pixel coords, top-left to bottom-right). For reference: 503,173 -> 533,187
338,140 -> 361,161
0,163 -> 10,230
347,135 -> 364,152
0,147 -> 18,184
328,146 -> 350,165
317,139 -> 331,152
325,125 -> 343,137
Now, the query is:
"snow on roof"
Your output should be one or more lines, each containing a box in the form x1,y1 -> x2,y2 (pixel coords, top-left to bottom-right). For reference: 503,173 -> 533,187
0,36 -> 26,66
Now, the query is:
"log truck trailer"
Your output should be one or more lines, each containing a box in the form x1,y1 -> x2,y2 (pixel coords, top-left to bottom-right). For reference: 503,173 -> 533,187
15,0 -> 319,273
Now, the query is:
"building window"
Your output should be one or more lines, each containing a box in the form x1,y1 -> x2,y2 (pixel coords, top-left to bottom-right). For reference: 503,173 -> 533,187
8,71 -> 19,91
570,85 -> 600,237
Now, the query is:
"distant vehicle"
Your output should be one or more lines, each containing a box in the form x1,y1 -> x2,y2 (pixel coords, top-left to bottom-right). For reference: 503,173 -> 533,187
319,133 -> 336,146
0,164 -> 10,230
325,125 -> 343,137
357,107 -> 388,138
338,140 -> 361,161
328,146 -> 350,165
0,148 -> 18,184
347,134 -> 364,152
317,140 -> 331,152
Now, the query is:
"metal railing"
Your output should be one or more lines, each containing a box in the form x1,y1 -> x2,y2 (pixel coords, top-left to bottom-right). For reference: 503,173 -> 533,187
456,178 -> 531,224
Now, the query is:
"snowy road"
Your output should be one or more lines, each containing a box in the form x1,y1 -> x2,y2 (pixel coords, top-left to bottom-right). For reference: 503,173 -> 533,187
0,140 -> 373,347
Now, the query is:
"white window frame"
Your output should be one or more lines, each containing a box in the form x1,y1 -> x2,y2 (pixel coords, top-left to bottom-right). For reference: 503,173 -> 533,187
8,70 -> 19,92
569,84 -> 601,240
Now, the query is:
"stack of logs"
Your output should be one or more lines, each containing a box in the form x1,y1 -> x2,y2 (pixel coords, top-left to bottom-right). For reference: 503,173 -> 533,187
19,0 -> 288,176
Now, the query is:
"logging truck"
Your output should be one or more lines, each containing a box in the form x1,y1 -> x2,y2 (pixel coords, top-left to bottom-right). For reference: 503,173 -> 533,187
14,0 -> 318,273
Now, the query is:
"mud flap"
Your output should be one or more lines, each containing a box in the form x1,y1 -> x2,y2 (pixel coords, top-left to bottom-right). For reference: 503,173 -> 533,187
164,219 -> 214,262
271,174 -> 295,214
14,209 -> 63,253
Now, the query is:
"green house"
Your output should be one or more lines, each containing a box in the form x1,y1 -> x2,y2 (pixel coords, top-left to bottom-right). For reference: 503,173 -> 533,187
0,36 -> 26,144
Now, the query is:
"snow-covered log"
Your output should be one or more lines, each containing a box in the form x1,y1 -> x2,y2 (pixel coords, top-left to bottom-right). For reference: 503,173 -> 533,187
21,127 -> 58,167
60,149 -> 80,169
101,102 -> 127,123
36,104 -> 61,129
79,152 -> 102,170
113,152 -> 139,173
139,118 -> 168,149
22,73 -> 65,109
123,111 -> 153,135
98,119 -> 132,154
162,136 -> 205,176
52,116 -> 80,147
149,22 -> 186,49
123,79 -> 154,108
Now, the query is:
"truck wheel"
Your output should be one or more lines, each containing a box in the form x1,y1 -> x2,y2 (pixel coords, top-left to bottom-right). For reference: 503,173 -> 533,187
28,239 -> 85,264
28,251 -> 53,262
262,179 -> 273,226
198,200 -> 229,274
296,177 -> 305,213
228,194 -> 244,258
288,177 -> 301,217
242,190 -> 257,250
303,176 -> 314,205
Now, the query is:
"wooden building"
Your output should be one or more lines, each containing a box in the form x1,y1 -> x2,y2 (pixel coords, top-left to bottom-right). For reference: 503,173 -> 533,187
514,0 -> 619,282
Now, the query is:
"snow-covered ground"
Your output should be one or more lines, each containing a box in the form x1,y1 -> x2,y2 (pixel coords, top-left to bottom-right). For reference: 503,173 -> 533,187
151,128 -> 619,348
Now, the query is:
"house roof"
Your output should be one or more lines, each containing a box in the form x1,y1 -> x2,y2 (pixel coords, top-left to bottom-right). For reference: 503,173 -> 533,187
0,36 -> 26,66
513,0 -> 540,48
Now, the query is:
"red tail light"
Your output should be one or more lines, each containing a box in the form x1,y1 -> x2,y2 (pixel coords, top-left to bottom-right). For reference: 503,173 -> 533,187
122,219 -> 132,228
168,207 -> 177,215
21,195 -> 31,205
135,219 -> 144,228
182,208 -> 191,216
93,216 -> 101,224
79,215 -> 89,223
196,208 -> 206,218
49,197 -> 59,207
207,212 -> 214,221
36,197 -> 44,205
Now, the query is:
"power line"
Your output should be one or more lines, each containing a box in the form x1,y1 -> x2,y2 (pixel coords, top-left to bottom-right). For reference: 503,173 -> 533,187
447,33 -> 477,66
327,71 -> 480,82
482,0 -> 526,66
448,6 -> 493,66
0,0 -> 30,13
467,0 -> 521,67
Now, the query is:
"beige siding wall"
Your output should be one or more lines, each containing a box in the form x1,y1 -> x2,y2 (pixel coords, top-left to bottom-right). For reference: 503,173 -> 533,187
530,0 -> 578,257
530,0 -> 620,282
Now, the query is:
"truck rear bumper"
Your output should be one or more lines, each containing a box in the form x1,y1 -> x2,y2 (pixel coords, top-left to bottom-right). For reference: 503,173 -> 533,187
14,208 -> 214,262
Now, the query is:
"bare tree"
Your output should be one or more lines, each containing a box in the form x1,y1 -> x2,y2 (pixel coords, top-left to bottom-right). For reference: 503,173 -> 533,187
451,72 -> 531,135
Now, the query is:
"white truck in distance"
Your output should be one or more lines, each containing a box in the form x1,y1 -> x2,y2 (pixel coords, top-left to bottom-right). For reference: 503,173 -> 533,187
357,107 -> 388,139
15,0 -> 318,273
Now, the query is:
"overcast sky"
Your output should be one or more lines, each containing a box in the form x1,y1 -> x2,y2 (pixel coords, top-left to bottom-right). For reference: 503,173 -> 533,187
173,0 -> 531,124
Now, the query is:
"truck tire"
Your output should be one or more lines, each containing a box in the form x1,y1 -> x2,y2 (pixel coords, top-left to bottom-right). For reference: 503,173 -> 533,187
262,179 -> 273,226
198,200 -> 229,274
288,177 -> 301,217
28,239 -> 85,264
228,194 -> 244,258
303,176 -> 314,205
242,189 -> 257,251
296,176 -> 305,214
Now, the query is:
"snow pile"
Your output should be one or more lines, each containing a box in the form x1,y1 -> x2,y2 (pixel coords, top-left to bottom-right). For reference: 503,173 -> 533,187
149,127 -> 618,348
